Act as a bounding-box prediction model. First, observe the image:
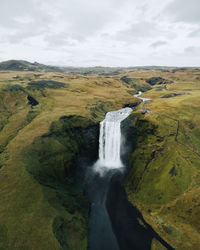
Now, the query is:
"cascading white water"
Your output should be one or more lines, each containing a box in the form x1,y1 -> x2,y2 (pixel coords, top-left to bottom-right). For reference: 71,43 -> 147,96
96,107 -> 132,169
134,91 -> 152,102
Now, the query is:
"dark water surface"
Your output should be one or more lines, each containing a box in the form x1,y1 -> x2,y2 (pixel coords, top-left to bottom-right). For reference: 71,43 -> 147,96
86,168 -> 174,250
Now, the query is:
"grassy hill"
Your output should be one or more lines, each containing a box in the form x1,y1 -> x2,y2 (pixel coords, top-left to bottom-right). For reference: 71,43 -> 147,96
0,60 -> 65,72
0,70 -> 137,250
0,68 -> 200,249
125,68 -> 200,249
0,59 -> 187,75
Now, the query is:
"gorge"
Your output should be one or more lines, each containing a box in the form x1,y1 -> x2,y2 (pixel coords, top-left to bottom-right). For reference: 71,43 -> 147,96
86,108 -> 174,250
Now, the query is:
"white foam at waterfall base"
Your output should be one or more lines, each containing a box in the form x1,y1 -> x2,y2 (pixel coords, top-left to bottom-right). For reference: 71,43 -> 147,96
94,107 -> 132,175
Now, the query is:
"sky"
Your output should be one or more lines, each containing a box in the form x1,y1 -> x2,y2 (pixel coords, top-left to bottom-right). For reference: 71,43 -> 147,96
0,0 -> 200,67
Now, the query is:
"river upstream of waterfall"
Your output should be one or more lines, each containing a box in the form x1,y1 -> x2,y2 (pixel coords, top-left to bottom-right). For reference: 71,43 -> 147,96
85,107 -> 174,250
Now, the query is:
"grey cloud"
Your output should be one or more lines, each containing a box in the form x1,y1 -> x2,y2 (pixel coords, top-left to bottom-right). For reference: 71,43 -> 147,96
0,0 -> 39,27
7,27 -> 45,44
184,46 -> 200,56
188,28 -> 200,37
164,0 -> 200,23
0,0 -> 53,46
48,0 -> 126,37
114,21 -> 159,42
151,41 -> 167,48
0,0 -> 199,66
0,0 -> 126,44
44,33 -> 80,48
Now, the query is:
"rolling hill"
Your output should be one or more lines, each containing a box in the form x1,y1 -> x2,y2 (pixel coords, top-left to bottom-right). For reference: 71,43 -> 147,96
0,66 -> 200,249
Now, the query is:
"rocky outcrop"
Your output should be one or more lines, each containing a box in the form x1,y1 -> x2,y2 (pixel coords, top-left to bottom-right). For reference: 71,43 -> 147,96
162,92 -> 184,98
28,80 -> 67,89
120,76 -> 152,92
120,76 -> 133,84
123,101 -> 141,109
146,77 -> 173,85
27,95 -> 39,106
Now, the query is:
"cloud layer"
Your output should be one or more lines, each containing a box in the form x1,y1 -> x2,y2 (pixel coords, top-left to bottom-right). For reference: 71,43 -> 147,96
0,0 -> 200,66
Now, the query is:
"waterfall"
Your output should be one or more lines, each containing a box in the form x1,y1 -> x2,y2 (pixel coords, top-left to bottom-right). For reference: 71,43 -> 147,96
96,107 -> 132,170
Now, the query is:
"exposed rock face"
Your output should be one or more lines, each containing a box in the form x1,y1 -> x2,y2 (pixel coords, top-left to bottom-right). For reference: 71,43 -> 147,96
27,95 -> 39,106
162,93 -> 184,98
120,76 -> 133,84
120,115 -> 135,167
123,101 -> 141,109
146,77 -> 173,85
28,80 -> 67,89
120,76 -> 152,92
155,85 -> 167,91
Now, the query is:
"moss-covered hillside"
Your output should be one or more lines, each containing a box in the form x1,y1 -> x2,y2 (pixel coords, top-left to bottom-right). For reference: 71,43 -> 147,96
0,68 -> 200,249
0,71 -> 138,250
125,68 -> 200,249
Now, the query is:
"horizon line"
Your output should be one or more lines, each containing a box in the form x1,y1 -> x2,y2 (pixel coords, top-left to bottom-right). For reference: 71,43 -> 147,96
0,59 -> 200,68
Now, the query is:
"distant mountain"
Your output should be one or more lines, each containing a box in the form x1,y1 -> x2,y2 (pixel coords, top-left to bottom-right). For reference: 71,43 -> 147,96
0,60 -> 198,75
61,65 -> 176,75
0,60 -> 65,72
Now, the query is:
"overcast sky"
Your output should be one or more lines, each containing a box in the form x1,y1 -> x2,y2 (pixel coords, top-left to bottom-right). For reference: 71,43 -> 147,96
0,0 -> 200,66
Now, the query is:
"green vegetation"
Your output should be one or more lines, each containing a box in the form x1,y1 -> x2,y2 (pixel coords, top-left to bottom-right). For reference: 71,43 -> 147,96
27,80 -> 67,90
120,76 -> 152,92
0,60 -> 65,72
0,59 -> 186,74
0,70 -> 135,250
0,67 -> 200,249
126,69 -> 200,249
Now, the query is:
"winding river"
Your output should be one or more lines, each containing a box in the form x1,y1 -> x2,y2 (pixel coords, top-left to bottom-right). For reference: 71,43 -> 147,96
134,91 -> 152,113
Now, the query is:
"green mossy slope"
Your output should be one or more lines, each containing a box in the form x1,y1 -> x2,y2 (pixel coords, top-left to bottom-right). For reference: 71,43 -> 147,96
1,69 -> 200,249
0,71 -> 137,250
126,69 -> 200,249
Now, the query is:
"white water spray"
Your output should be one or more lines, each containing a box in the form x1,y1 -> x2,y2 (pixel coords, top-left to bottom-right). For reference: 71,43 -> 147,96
95,107 -> 132,172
